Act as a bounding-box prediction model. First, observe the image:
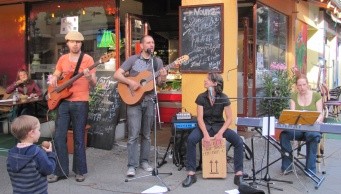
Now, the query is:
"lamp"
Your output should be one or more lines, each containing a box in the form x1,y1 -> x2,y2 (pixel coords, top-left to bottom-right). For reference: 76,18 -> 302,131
97,30 -> 115,48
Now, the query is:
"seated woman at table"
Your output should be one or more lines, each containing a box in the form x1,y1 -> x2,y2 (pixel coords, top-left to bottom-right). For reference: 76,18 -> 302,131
6,69 -> 42,97
6,69 -> 42,117
182,72 -> 246,187
280,74 -> 324,175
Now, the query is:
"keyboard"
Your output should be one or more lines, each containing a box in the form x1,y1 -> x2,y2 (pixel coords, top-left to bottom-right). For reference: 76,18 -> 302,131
236,117 -> 341,134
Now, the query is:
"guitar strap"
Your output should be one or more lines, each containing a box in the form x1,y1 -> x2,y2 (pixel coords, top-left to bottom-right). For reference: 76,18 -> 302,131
72,52 -> 85,78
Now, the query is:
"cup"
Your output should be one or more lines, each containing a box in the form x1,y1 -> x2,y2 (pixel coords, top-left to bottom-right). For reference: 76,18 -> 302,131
20,94 -> 28,102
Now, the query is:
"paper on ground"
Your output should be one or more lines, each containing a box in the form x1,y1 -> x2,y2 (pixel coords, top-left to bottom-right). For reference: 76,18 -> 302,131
141,185 -> 168,193
225,189 -> 240,194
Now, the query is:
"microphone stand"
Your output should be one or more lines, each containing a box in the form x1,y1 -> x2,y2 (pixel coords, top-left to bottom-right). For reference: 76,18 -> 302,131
260,97 -> 293,193
125,51 -> 172,191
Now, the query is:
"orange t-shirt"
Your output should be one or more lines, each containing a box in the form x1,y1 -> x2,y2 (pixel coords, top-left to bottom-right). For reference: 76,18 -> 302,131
56,53 -> 95,101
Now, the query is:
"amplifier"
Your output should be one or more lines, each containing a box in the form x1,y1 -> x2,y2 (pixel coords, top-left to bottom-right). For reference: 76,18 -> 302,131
174,122 -> 197,130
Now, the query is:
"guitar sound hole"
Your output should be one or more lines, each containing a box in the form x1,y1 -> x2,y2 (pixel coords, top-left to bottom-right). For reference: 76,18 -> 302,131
140,79 -> 146,86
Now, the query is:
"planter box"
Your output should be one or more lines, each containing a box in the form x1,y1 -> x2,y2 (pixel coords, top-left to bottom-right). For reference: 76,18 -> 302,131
67,125 -> 90,154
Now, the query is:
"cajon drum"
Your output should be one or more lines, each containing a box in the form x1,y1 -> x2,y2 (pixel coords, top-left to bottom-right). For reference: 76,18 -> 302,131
202,138 -> 226,178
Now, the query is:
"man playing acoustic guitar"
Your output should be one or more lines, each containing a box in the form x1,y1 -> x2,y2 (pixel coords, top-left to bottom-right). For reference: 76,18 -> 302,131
47,31 -> 96,183
114,35 -> 168,177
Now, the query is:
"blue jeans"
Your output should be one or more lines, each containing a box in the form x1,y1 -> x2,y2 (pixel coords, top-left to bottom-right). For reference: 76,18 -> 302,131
280,131 -> 321,173
53,100 -> 88,176
186,124 -> 244,173
126,99 -> 154,168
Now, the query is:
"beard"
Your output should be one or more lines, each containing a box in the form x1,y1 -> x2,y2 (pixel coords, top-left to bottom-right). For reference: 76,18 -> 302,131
70,47 -> 81,54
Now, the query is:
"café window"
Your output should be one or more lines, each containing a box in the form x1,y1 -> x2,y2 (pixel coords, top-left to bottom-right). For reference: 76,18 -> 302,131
28,0 -> 118,74
255,4 -> 288,86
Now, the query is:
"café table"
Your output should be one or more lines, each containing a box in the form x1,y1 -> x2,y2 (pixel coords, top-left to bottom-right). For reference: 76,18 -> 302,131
0,96 -> 44,134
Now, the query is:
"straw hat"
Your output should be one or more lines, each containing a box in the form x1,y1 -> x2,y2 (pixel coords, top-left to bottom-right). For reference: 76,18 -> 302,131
65,31 -> 84,41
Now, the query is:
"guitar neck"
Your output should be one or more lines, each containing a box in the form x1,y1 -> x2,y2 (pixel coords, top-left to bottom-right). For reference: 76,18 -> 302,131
145,61 -> 176,83
56,61 -> 101,92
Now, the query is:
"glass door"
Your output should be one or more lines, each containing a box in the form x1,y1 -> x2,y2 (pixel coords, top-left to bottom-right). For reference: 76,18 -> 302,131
124,13 -> 149,59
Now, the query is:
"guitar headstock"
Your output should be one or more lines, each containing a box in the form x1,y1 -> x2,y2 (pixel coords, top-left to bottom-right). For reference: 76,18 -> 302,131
175,55 -> 189,65
100,52 -> 115,63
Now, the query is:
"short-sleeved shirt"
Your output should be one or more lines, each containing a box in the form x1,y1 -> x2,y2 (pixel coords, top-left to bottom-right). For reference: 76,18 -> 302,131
195,91 -> 231,125
55,53 -> 95,101
291,91 -> 322,111
120,54 -> 163,99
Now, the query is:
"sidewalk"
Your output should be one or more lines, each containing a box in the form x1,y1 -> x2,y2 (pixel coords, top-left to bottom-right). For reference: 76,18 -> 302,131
2,131 -> 341,194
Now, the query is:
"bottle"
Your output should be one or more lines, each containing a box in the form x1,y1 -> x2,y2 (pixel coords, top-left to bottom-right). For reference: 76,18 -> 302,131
13,88 -> 19,102
23,85 -> 27,95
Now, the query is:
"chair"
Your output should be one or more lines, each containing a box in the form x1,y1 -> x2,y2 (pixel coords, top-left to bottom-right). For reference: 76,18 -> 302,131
320,84 -> 341,119
294,135 -> 326,173
0,86 -> 13,134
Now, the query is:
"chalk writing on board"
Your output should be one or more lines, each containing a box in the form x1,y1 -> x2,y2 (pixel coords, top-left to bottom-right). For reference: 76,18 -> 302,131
88,76 -> 121,134
180,4 -> 223,73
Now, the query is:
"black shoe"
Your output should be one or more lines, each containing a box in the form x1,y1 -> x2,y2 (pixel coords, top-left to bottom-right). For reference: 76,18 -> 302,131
182,175 -> 197,187
47,175 -> 67,183
234,173 -> 248,186
239,182 -> 265,194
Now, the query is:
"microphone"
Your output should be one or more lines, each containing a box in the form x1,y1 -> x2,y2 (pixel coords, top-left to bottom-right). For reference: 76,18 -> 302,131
208,87 -> 215,101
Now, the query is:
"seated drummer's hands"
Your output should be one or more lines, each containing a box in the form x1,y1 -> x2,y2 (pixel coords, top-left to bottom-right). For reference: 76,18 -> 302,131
213,133 -> 223,147
202,135 -> 211,149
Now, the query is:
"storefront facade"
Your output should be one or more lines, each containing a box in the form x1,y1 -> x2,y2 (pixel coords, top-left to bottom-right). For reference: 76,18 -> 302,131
0,0 -> 340,127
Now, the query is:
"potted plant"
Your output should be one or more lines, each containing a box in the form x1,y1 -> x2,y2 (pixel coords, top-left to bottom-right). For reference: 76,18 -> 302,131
259,62 -> 296,139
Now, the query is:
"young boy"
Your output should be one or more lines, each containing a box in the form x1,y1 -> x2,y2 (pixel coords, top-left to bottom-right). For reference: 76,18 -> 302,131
7,115 -> 56,194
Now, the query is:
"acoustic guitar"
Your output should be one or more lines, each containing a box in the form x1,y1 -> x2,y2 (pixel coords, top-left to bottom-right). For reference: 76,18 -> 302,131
117,55 -> 189,105
47,52 -> 114,110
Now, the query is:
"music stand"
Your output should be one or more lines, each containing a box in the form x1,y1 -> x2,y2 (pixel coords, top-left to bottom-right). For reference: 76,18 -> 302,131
278,109 -> 320,126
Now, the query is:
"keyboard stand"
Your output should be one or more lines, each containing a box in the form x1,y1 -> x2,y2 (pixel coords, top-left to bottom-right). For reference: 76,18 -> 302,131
252,127 -> 325,189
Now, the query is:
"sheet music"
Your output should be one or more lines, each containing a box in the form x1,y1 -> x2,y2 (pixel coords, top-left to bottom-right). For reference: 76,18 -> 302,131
262,116 -> 275,136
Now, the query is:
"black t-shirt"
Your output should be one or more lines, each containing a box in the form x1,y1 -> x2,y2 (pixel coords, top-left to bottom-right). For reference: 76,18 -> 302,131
195,90 -> 231,125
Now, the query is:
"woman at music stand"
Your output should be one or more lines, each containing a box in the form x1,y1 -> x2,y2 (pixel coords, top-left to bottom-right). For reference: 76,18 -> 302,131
182,73 -> 246,187
280,74 -> 324,175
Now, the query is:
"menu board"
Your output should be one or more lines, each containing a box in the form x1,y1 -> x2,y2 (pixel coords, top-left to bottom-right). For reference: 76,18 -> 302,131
88,74 -> 121,150
179,4 -> 224,73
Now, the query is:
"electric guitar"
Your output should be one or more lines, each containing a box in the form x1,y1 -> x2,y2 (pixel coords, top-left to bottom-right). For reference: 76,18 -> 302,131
117,55 -> 189,105
47,52 -> 114,110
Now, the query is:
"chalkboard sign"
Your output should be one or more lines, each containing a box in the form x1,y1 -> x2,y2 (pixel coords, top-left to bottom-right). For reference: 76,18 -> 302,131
88,74 -> 121,150
179,4 -> 224,73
